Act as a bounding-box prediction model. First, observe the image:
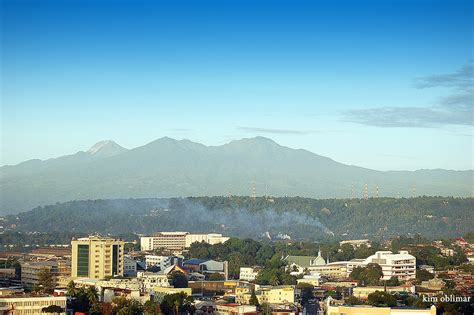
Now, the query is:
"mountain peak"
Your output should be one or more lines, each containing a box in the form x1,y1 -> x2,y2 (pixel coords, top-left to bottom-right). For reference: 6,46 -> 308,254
87,140 -> 127,157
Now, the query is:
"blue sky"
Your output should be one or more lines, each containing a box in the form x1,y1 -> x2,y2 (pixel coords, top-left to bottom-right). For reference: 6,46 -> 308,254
1,0 -> 473,170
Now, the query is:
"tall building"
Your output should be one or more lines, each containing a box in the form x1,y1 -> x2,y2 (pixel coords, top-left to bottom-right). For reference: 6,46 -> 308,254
71,236 -> 124,279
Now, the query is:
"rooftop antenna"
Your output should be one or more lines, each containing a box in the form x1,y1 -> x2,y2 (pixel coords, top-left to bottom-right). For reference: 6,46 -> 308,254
364,183 -> 369,200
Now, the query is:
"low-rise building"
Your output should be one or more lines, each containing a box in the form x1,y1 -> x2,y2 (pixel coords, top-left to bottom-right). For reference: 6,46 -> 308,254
327,304 -> 436,315
215,303 -> 258,315
339,239 -> 371,248
124,255 -> 138,277
183,259 -> 228,279
296,272 -> 321,286
239,267 -> 260,281
352,285 -> 415,300
237,285 -> 295,305
144,255 -> 181,270
0,294 -> 67,315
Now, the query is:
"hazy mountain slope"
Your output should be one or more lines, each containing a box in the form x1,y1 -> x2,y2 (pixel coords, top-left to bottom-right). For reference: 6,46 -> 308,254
4,196 -> 473,240
0,137 -> 472,214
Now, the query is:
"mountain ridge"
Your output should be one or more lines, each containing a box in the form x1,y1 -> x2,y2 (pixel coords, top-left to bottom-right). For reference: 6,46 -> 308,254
0,137 -> 472,214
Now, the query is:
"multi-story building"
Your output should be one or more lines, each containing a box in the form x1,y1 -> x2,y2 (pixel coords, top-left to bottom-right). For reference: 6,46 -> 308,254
144,255 -> 182,270
124,256 -> 138,277
239,267 -> 260,281
140,232 -> 229,254
20,260 -> 69,289
185,233 -> 231,247
71,236 -> 124,279
360,251 -> 416,280
237,285 -> 295,305
0,294 -> 67,315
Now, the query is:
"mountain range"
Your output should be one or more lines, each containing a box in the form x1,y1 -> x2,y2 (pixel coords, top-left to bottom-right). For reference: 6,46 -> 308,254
0,137 -> 472,214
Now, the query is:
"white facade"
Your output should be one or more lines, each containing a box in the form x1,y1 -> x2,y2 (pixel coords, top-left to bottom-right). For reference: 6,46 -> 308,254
145,255 -> 179,270
140,232 -> 229,253
140,236 -> 155,251
239,267 -> 260,281
185,233 -> 230,247
361,251 -> 416,280
0,295 -> 67,315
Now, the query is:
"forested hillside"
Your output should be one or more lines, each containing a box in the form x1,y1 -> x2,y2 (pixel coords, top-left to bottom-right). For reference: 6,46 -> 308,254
2,196 -> 472,240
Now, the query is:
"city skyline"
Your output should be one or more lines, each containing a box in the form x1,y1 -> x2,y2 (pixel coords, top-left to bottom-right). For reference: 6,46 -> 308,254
2,0 -> 473,170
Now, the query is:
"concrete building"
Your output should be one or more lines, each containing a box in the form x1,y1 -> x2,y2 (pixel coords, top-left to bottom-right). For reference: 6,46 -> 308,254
239,267 -> 260,281
123,256 -> 138,277
296,272 -> 321,286
352,285 -> 415,299
339,239 -> 371,248
327,304 -> 436,315
144,255 -> 182,270
0,294 -> 67,315
140,232 -> 229,253
185,233 -> 230,247
286,250 -> 416,281
21,261 -> 59,288
360,251 -> 416,280
183,259 -> 228,279
237,285 -> 295,305
215,304 -> 258,315
71,236 -> 124,279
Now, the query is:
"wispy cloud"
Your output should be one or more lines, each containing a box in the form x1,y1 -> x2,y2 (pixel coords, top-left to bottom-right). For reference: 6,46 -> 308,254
344,63 -> 473,128
237,126 -> 313,135
413,63 -> 473,92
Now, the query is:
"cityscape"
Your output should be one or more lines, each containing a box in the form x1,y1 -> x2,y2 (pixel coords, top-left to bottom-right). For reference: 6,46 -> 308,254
1,0 -> 473,314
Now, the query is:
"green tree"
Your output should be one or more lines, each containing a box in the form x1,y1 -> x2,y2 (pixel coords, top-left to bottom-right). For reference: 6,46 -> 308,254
350,263 -> 383,286
143,300 -> 161,315
344,295 -> 364,306
249,289 -> 259,306
36,268 -> 55,293
41,305 -> 64,313
385,276 -> 400,286
367,291 -> 397,307
169,271 -> 188,288
160,293 -> 194,315
416,269 -> 434,283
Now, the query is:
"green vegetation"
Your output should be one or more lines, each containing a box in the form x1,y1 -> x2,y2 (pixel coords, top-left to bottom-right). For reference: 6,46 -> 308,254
367,291 -> 397,307
35,268 -> 55,294
350,264 -> 383,286
169,271 -> 188,288
2,197 -> 472,245
159,293 -> 194,315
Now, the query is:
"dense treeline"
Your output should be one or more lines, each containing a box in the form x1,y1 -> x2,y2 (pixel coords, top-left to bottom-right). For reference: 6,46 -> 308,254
2,196 -> 473,242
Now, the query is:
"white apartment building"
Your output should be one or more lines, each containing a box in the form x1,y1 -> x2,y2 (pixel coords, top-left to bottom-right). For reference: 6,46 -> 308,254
140,232 -> 229,253
145,255 -> 181,270
185,233 -> 231,247
239,267 -> 260,281
348,251 -> 416,280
